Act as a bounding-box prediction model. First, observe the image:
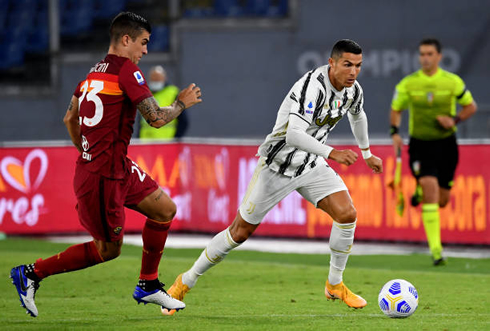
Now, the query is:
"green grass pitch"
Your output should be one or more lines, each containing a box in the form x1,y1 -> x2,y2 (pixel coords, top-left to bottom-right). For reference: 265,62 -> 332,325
1,238 -> 489,330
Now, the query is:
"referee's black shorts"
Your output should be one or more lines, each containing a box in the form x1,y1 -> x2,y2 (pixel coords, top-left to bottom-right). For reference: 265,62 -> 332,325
408,134 -> 459,189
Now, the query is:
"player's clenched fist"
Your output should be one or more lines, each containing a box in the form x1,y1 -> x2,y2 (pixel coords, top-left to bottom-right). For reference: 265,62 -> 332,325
177,83 -> 202,110
365,155 -> 383,174
329,149 -> 358,166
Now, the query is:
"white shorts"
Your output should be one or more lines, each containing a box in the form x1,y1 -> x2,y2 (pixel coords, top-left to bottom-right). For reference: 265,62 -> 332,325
239,157 -> 348,225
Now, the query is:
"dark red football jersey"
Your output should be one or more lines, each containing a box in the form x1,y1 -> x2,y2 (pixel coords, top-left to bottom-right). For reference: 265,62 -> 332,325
73,54 -> 152,178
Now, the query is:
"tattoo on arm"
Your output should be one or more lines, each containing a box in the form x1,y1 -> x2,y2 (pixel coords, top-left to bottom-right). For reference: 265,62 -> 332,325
68,101 -> 73,111
137,97 -> 184,127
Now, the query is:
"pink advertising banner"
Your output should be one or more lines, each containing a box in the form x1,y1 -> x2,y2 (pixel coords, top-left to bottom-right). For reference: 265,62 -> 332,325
0,142 -> 488,244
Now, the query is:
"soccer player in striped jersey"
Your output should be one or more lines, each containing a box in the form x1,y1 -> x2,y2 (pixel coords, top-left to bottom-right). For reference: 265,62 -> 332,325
163,39 -> 383,314
10,12 -> 202,317
390,38 -> 477,266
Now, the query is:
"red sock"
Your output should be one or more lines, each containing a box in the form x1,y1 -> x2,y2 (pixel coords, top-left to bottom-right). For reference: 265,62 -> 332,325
34,241 -> 104,280
140,219 -> 171,280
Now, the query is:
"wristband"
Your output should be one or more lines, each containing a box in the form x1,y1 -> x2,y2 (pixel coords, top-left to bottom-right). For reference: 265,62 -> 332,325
177,99 -> 186,110
361,149 -> 372,159
454,115 -> 461,125
390,125 -> 399,136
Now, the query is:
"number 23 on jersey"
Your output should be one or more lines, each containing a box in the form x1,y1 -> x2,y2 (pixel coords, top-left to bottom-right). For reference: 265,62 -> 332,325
79,80 -> 104,127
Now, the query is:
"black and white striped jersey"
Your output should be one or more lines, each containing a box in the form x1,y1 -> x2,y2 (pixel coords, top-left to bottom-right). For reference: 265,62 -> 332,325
257,65 -> 364,177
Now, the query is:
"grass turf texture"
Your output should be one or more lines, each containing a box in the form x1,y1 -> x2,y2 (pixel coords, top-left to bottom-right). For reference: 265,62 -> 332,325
1,238 -> 489,330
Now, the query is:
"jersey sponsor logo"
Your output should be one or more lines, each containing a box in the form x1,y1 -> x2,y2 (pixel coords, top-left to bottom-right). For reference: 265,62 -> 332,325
81,135 -> 92,161
81,135 -> 89,151
133,71 -> 145,85
82,152 -> 92,161
315,114 -> 342,127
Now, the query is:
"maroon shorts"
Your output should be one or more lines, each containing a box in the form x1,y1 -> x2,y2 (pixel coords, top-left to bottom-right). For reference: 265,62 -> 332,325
74,160 -> 159,242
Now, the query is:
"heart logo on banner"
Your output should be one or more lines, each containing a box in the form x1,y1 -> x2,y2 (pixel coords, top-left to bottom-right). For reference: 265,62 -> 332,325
0,149 -> 49,194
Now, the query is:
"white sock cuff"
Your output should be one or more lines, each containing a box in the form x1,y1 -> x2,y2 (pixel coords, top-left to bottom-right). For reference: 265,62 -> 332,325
332,220 -> 357,230
224,227 -> 241,249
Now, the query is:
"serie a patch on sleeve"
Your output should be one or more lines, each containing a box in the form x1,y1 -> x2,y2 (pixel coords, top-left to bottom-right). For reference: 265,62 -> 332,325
133,71 -> 145,85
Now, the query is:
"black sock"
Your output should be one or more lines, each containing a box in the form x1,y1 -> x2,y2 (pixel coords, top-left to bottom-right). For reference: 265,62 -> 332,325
24,264 -> 41,282
138,279 -> 161,291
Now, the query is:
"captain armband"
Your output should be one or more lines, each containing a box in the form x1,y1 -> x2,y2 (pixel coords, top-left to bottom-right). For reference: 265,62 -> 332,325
389,125 -> 399,136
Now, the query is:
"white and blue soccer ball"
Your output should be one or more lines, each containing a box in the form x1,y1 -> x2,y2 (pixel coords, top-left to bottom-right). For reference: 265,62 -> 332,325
378,279 -> 419,318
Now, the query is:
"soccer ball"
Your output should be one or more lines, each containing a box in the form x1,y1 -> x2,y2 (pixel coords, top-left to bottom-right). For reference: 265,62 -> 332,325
378,279 -> 419,318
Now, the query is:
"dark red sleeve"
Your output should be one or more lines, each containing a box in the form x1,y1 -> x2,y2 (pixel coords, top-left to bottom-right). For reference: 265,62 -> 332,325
73,81 -> 82,98
119,60 -> 153,106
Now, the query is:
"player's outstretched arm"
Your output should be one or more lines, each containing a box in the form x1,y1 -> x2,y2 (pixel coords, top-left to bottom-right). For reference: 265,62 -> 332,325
63,96 -> 82,153
138,83 -> 202,128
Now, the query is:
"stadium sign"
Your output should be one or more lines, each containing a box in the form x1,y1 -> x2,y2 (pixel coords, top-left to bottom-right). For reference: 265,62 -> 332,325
297,49 -> 461,78
0,143 -> 488,244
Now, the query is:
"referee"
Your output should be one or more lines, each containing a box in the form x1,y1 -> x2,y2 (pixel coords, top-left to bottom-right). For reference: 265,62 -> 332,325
390,38 -> 477,265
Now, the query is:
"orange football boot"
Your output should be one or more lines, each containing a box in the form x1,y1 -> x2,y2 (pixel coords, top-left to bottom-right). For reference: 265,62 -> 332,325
325,280 -> 367,309
161,274 -> 191,316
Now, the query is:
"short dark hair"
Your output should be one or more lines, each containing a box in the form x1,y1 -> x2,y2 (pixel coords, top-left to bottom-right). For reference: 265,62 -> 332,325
419,38 -> 441,53
110,12 -> 151,44
330,39 -> 362,59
